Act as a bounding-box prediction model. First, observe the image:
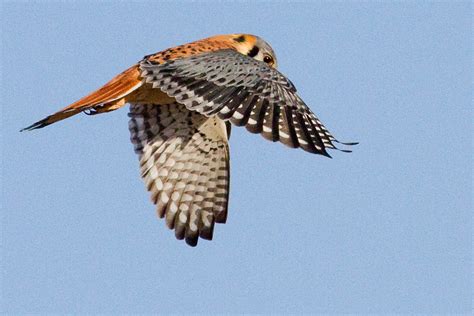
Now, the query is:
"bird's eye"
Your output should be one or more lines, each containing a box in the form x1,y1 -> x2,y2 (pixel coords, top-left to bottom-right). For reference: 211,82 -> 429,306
263,55 -> 274,65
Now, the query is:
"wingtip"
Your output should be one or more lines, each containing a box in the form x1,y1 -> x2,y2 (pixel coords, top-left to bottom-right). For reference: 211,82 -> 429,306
334,140 -> 359,146
321,149 -> 332,159
326,139 -> 359,155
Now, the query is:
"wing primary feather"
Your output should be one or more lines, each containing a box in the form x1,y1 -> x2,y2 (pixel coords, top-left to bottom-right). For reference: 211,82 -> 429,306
259,105 -> 272,139
228,93 -> 256,125
295,111 -> 318,153
215,89 -> 248,120
245,97 -> 268,134
138,49 -> 356,158
277,106 -> 294,148
209,87 -> 246,117
333,139 -> 359,146
307,118 -> 331,158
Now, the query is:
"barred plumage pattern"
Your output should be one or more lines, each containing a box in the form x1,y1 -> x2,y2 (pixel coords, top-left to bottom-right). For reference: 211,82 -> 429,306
21,34 -> 357,248
128,102 -> 230,246
140,49 -> 355,158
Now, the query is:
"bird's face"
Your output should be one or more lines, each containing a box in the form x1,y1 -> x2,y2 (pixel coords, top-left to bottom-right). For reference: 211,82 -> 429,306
231,34 -> 278,69
209,34 -> 278,69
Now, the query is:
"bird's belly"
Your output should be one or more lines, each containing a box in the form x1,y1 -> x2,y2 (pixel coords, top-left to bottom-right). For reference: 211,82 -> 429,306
127,84 -> 175,104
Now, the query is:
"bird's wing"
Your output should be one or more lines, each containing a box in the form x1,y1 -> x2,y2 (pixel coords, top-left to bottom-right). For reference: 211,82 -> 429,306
139,49 -> 357,157
128,102 -> 230,246
21,65 -> 143,131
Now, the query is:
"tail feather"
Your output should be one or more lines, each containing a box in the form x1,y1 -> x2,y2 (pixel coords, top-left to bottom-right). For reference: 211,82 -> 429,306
21,65 -> 142,132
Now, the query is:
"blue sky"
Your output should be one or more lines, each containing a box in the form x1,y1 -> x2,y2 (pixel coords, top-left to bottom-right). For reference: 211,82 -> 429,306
2,1 -> 471,314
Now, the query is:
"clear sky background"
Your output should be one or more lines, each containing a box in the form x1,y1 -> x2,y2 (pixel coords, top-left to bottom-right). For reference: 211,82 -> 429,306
1,1 -> 471,314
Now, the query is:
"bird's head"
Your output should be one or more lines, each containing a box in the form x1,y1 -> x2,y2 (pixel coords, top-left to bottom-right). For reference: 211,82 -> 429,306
209,34 -> 278,68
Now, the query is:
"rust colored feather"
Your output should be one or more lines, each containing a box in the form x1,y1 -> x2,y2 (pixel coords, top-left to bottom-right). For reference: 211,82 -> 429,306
145,36 -> 236,64
21,34 -> 247,132
21,65 -> 143,131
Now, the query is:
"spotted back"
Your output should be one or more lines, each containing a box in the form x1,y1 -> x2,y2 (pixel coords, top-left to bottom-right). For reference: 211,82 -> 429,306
145,37 -> 235,64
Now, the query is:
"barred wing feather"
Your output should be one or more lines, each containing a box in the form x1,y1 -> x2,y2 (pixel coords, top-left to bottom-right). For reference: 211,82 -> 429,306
128,102 -> 230,246
140,49 -> 357,157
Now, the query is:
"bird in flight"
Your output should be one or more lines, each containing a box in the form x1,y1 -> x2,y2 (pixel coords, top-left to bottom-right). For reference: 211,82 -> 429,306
22,34 -> 357,246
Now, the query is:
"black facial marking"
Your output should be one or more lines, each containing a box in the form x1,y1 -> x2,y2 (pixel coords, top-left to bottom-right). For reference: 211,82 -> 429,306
234,35 -> 246,43
247,45 -> 260,58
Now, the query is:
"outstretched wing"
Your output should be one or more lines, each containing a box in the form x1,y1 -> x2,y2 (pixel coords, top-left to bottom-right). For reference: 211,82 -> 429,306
128,102 -> 230,246
139,49 -> 357,157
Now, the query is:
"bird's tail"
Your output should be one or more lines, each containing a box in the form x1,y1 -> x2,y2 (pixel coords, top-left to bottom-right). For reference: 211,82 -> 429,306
21,65 -> 142,131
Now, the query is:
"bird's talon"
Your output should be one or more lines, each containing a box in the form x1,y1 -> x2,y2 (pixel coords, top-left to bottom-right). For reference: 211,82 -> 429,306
84,109 -> 97,115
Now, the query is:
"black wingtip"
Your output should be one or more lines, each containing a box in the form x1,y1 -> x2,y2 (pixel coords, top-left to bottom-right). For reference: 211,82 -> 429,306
20,117 -> 51,132
185,237 -> 199,247
334,140 -> 359,146
338,149 -> 353,153
321,149 -> 332,159
329,139 -> 359,154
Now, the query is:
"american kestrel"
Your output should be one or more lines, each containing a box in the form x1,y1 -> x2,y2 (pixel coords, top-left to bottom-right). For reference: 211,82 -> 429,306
22,34 -> 356,246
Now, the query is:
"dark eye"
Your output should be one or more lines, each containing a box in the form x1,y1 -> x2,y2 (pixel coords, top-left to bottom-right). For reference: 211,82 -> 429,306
263,55 -> 274,65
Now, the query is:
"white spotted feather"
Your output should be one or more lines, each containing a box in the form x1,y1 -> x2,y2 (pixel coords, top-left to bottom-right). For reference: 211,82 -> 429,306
128,102 -> 230,246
